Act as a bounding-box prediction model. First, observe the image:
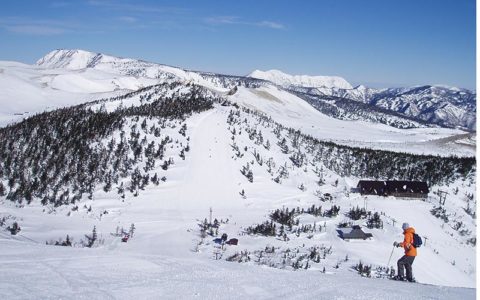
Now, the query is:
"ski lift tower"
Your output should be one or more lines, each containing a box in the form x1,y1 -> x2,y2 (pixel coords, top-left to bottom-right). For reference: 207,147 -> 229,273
438,190 -> 448,206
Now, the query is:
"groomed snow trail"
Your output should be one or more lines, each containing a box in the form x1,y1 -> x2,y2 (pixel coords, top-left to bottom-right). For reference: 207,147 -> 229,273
177,108 -> 241,211
0,239 -> 474,300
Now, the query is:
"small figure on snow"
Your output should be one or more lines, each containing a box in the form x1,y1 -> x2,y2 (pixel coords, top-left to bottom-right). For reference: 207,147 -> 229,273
221,233 -> 228,242
393,223 -> 417,282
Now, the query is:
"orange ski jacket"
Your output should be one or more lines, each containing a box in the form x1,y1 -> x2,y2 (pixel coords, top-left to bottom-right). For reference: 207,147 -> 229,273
400,227 -> 417,257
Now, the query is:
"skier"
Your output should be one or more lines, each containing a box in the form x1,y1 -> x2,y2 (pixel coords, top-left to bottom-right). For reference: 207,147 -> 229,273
221,233 -> 228,242
393,222 -> 417,282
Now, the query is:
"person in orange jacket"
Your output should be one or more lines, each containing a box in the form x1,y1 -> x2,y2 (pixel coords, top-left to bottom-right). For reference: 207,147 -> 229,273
393,222 -> 417,282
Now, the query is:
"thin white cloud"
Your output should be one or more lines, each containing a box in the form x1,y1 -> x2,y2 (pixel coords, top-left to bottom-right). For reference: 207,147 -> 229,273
118,16 -> 137,23
0,17 -> 96,36
87,0 -> 186,14
204,16 -> 239,25
204,16 -> 285,30
5,25 -> 67,35
257,21 -> 285,30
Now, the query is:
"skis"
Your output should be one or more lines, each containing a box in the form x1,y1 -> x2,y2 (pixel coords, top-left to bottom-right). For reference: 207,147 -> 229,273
389,276 -> 416,283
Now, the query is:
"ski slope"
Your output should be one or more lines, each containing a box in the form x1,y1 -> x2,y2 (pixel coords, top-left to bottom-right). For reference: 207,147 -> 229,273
0,239 -> 474,300
0,107 -> 475,299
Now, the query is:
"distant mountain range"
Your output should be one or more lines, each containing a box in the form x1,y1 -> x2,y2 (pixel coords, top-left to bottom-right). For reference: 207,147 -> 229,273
248,69 -> 476,131
27,49 -> 474,131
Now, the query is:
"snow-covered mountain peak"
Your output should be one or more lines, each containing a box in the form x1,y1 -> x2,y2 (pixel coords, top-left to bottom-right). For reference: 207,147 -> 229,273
353,84 -> 368,91
34,49 -> 228,91
36,49 -> 162,71
248,69 -> 353,89
35,49 -> 104,69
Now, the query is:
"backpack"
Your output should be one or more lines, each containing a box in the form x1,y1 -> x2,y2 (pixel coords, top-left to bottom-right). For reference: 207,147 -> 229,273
412,233 -> 422,248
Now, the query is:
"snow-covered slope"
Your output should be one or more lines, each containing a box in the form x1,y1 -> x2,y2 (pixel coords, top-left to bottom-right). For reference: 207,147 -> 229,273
0,98 -> 475,298
227,85 -> 474,157
0,58 -> 171,126
0,48 -> 477,300
0,61 -> 146,126
0,53 -> 475,156
0,49 -> 226,126
0,238 -> 474,299
249,69 -> 353,89
0,53 -> 476,299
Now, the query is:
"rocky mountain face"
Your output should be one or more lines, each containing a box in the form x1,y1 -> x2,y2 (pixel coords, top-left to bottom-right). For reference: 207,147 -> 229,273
368,85 -> 476,130
285,83 -> 476,131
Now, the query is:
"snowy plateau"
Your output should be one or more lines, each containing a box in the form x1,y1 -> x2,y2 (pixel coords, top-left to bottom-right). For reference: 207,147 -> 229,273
0,49 -> 476,299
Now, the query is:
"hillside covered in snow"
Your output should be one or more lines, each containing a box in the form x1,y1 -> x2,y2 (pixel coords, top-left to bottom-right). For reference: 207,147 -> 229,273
0,49 -> 475,156
0,49 -> 476,299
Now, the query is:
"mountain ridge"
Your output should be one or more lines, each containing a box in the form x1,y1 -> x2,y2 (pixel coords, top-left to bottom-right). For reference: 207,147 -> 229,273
35,49 -> 476,130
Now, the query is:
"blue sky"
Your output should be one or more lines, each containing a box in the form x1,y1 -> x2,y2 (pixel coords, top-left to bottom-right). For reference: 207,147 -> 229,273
0,0 -> 476,88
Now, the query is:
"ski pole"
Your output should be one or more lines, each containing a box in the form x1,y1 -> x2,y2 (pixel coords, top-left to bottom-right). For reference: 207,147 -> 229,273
387,245 -> 395,267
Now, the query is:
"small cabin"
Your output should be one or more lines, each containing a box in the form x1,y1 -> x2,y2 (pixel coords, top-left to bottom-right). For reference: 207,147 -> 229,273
338,225 -> 373,240
226,238 -> 238,245
357,180 -> 429,199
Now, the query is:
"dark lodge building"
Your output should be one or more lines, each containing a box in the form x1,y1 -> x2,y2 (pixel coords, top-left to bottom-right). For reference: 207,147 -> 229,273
357,180 -> 429,199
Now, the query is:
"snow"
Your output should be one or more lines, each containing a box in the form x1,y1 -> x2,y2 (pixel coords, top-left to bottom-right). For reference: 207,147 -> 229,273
0,239 -> 474,300
0,51 -> 222,127
0,106 -> 476,299
0,61 -> 148,126
0,49 -> 476,299
249,69 -> 353,89
227,85 -> 474,156
1,49 -> 474,156
36,49 -> 227,92
36,49 -> 100,69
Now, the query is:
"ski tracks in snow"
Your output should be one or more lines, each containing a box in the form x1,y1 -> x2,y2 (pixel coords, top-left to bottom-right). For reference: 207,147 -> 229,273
177,108 -> 241,211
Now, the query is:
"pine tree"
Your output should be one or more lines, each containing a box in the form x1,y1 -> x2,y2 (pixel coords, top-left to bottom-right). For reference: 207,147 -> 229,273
8,222 -> 21,235
85,226 -> 97,248
63,235 -> 72,246
151,173 -> 160,185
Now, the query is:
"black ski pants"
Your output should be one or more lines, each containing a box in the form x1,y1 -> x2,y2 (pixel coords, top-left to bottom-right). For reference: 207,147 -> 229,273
397,255 -> 415,280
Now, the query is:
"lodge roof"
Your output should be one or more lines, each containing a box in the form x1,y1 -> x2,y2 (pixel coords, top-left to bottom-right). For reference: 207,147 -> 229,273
357,180 -> 429,195
339,225 -> 373,240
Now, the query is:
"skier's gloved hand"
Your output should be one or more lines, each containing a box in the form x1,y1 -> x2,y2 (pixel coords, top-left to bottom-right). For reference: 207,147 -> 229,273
393,241 -> 399,247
